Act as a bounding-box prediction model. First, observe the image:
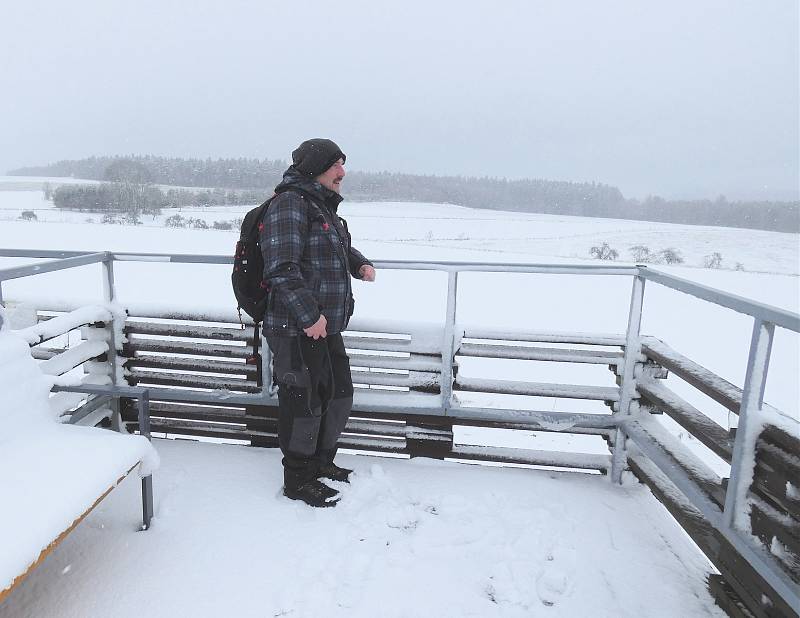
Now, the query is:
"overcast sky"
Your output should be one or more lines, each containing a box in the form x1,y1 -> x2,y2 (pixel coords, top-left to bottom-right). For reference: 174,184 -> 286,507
1,1 -> 797,200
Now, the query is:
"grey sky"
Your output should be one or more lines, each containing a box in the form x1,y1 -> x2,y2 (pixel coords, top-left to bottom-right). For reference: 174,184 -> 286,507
1,0 -> 797,200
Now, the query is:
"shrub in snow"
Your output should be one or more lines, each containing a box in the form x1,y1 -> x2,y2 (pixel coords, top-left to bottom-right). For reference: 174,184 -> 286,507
590,242 -> 618,260
703,252 -> 723,269
190,218 -> 209,230
19,210 -> 38,221
212,220 -> 233,230
735,262 -> 745,271
657,248 -> 684,264
629,245 -> 651,262
164,214 -> 187,228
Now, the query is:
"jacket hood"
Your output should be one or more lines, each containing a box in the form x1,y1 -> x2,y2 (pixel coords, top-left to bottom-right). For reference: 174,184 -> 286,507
275,166 -> 343,212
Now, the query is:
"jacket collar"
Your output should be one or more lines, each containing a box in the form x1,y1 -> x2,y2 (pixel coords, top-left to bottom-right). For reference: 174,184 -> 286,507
275,166 -> 343,213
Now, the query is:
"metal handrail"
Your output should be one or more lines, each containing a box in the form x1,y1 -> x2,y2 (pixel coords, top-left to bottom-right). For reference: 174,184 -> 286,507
2,247 -> 798,611
2,249 -> 796,328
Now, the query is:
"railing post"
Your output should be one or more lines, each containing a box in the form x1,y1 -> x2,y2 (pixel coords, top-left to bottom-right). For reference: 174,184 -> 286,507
441,270 -> 459,413
611,273 -> 646,483
102,254 -> 122,430
102,253 -> 116,303
722,318 -> 774,530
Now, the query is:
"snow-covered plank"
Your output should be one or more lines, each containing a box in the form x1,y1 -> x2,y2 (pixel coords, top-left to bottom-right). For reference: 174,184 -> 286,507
338,433 -> 407,452
451,444 -> 611,471
458,341 -> 623,365
125,355 -> 258,377
462,327 -> 626,347
348,352 -> 441,372
126,335 -> 251,359
124,320 -> 256,343
344,334 -> 441,355
627,451 -> 797,617
637,379 -> 734,462
126,368 -> 258,393
449,406 -> 617,432
455,376 -> 621,401
16,305 -> 112,346
149,401 -> 247,423
352,368 -> 439,391
624,415 -> 726,508
40,340 -> 108,376
641,336 -> 745,414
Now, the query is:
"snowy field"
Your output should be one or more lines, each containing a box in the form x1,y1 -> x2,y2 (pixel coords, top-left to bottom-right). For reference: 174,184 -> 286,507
0,440 -> 726,618
0,180 -> 798,616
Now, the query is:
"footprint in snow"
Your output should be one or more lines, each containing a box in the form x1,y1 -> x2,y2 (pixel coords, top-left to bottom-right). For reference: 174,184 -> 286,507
536,567 -> 571,607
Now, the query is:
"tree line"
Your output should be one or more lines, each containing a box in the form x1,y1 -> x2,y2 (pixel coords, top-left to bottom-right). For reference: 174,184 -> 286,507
11,155 -> 799,232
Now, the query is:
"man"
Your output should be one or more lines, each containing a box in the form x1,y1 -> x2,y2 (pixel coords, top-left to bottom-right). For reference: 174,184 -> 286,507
260,138 -> 375,507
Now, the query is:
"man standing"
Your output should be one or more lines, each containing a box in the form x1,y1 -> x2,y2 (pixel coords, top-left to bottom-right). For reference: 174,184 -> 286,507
261,138 -> 375,507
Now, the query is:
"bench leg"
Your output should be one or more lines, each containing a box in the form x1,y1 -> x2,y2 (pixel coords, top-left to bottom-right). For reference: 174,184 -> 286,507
142,475 -> 154,529
137,390 -> 154,530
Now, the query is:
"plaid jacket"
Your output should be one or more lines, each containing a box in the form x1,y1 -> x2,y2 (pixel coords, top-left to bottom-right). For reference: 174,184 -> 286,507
260,169 -> 372,337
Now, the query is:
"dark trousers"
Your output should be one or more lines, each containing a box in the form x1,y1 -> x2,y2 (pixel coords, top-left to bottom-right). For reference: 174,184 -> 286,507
266,332 -> 354,489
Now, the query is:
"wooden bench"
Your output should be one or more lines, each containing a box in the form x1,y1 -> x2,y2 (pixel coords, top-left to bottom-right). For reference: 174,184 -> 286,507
0,311 -> 157,604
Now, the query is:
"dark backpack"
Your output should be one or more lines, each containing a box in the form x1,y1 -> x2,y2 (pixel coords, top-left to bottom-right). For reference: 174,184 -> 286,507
232,195 -> 276,325
232,190 -> 322,325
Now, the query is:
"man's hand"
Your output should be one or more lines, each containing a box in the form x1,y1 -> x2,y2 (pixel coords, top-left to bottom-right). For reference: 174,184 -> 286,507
303,315 -> 327,339
359,265 -> 376,282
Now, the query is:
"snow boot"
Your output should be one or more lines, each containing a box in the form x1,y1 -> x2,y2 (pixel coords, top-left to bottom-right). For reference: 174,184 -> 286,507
317,462 -> 353,483
283,479 -> 340,508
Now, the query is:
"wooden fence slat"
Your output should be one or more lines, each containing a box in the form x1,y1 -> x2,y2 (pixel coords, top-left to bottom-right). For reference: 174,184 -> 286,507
125,320 -> 255,343
637,379 -> 733,462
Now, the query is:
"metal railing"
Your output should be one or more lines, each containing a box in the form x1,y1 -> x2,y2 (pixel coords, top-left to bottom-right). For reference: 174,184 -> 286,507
1,248 -> 798,614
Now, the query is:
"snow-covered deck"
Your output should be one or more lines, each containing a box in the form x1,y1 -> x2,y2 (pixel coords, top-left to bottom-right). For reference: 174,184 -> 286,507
0,439 -> 725,617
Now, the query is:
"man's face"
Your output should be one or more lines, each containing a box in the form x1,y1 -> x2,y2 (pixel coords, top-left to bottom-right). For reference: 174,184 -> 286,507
316,158 -> 346,194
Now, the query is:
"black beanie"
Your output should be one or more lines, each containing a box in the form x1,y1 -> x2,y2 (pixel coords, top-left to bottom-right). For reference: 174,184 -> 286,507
291,138 -> 346,177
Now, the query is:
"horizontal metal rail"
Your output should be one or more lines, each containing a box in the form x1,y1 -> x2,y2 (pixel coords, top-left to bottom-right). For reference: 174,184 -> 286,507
3,250 -> 795,331
0,252 -> 108,281
639,267 -> 800,332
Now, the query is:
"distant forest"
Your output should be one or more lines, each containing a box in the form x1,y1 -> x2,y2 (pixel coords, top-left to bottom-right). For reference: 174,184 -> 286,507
10,155 -> 799,232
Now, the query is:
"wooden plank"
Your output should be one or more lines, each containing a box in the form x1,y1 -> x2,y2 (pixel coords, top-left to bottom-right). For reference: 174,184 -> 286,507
451,444 -> 611,472
124,320 -> 255,343
351,368 -> 440,392
750,500 -> 800,581
127,369 -> 259,393
638,379 -> 733,462
641,337 -> 743,413
707,574 -> 757,618
348,352 -> 441,373
457,342 -> 623,365
149,422 -> 253,442
125,336 -> 252,359
761,425 -> 800,461
148,402 -> 247,424
624,416 -> 727,508
752,445 -> 800,521
628,453 -> 795,618
462,328 -> 626,347
343,334 -> 439,356
0,464 -> 137,605
455,376 -> 621,402
125,355 -> 258,377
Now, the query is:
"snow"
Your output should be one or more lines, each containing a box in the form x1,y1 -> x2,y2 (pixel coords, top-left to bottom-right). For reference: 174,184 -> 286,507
0,305 -> 158,598
0,439 -> 725,618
